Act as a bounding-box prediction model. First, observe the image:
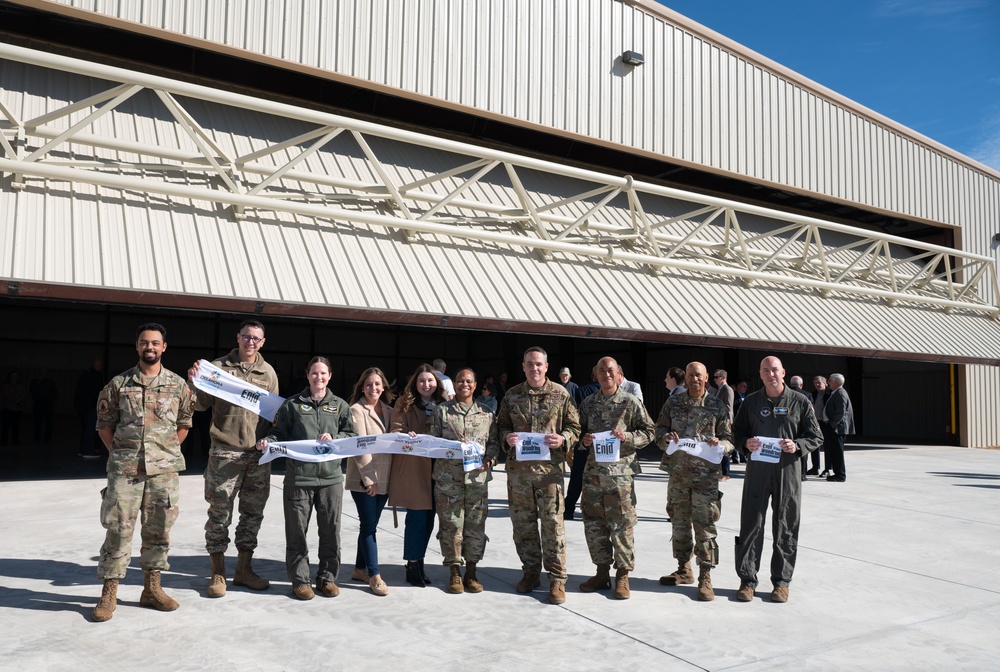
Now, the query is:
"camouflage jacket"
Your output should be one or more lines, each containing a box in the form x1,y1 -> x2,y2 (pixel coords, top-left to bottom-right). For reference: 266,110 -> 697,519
497,379 -> 581,474
430,400 -> 499,485
577,388 -> 655,478
654,391 -> 734,475
194,348 -> 278,451
97,365 -> 195,477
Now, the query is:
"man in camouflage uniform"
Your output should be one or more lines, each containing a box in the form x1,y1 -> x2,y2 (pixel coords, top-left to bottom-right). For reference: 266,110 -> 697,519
733,356 -> 822,603
497,346 -> 581,605
430,368 -> 500,593
187,319 -> 279,598
92,323 -> 195,622
655,361 -> 734,601
577,357 -> 655,600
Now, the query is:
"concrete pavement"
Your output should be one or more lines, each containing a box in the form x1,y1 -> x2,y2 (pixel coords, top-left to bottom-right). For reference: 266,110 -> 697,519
1,443 -> 998,671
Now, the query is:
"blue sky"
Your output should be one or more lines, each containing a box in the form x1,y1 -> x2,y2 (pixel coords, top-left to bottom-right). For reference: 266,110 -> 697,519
657,0 -> 1000,171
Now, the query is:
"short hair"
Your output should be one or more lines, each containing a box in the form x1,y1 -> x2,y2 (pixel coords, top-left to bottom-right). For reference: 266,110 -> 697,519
432,358 -> 446,372
305,356 -> 331,374
238,319 -> 265,335
714,369 -> 728,379
829,373 -> 845,385
136,322 -> 167,341
813,375 -> 828,384
523,346 -> 548,362
667,367 -> 684,383
597,357 -> 621,371
454,367 -> 477,382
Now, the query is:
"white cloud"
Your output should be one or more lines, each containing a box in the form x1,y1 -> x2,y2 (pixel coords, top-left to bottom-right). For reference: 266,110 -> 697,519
874,0 -> 988,17
969,123 -> 1000,172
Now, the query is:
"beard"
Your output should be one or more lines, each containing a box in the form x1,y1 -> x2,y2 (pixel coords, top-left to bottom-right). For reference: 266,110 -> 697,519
141,350 -> 161,365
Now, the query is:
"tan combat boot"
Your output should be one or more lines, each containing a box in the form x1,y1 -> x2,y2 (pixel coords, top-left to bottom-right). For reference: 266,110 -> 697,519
516,569 -> 541,593
613,567 -> 631,600
548,580 -> 566,605
139,570 -> 179,611
659,560 -> 695,586
234,550 -> 269,591
579,564 -> 611,592
207,552 -> 226,598
448,565 -> 464,594
697,566 -> 714,601
92,578 -> 118,622
463,562 -> 484,593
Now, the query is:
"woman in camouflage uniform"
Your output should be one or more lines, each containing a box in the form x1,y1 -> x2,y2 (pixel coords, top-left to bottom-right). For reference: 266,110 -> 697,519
429,368 -> 499,593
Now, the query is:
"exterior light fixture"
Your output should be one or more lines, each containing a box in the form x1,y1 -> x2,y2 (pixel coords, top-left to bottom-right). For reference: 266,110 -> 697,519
622,50 -> 644,66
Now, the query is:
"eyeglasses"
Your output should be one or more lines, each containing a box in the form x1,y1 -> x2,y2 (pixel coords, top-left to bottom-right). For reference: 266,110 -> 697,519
240,334 -> 264,344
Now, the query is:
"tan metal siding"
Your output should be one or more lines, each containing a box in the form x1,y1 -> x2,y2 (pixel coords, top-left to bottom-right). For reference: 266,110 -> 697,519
7,4 -> 1000,445
965,365 -> 1000,447
28,0 -> 1000,233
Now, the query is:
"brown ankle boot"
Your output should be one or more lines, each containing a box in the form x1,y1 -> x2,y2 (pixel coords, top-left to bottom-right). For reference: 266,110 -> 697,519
580,564 -> 611,592
613,567 -> 631,600
548,580 -> 566,605
207,552 -> 226,598
516,569 -> 541,593
448,565 -> 464,594
463,562 -> 484,593
92,578 -> 118,622
659,561 -> 695,585
697,566 -> 714,601
139,570 -> 179,612
234,550 -> 269,591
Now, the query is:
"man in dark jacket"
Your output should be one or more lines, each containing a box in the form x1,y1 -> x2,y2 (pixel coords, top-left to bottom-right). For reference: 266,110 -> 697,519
733,356 -> 822,604
823,373 -> 855,482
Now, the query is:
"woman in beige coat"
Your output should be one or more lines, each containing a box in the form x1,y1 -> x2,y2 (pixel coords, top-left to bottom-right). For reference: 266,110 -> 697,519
347,367 -> 395,596
389,363 -> 446,587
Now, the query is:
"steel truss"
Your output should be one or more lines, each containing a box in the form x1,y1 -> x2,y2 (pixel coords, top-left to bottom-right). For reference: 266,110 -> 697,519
1,42 -> 997,317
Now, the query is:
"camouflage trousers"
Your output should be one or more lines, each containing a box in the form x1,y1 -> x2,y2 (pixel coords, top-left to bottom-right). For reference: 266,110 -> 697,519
435,478 -> 489,565
97,471 -> 179,579
666,469 -> 722,568
506,467 -> 567,582
204,447 -> 271,554
581,470 -> 638,571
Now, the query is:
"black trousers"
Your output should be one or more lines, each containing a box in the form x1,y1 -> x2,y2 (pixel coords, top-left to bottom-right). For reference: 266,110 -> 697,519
564,448 -> 589,515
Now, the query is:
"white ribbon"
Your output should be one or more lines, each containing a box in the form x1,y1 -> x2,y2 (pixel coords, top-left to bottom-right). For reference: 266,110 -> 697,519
750,436 -> 783,463
514,432 -> 551,461
191,359 -> 284,422
592,431 -> 621,463
260,433 -> 485,472
666,437 -> 724,464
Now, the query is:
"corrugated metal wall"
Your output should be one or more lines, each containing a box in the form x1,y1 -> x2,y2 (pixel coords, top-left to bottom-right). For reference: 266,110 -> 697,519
15,0 -> 1000,445
31,0 -> 1000,238
966,366 -> 1000,447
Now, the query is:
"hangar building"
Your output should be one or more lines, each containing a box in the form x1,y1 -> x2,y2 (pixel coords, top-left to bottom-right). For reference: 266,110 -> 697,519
1,0 -> 998,448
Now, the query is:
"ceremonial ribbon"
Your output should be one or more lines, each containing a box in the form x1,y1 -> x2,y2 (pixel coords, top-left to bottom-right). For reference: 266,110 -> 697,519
666,438 -> 724,464
260,433 -> 486,472
190,359 -> 285,422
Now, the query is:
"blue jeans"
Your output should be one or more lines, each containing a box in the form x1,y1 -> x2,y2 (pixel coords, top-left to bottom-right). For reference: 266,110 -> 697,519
352,491 -> 388,576
403,508 -> 436,561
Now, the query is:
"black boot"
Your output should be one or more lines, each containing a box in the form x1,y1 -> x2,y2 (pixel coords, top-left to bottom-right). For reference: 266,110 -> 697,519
417,559 -> 432,585
405,561 -> 424,587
